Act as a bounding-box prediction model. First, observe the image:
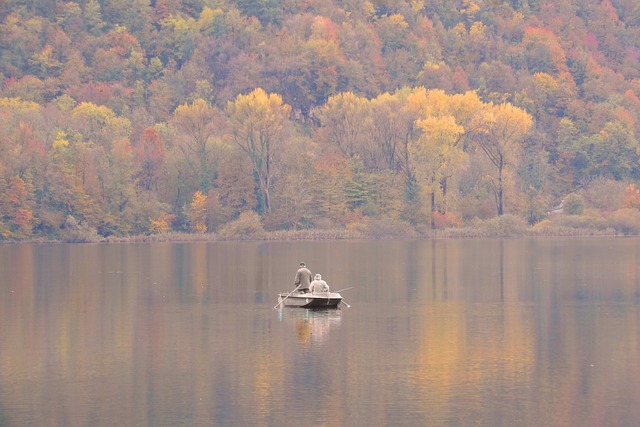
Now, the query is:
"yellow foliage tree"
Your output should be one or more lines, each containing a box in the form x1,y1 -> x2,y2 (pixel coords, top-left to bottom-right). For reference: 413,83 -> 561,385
402,88 -> 485,224
316,92 -> 369,159
227,88 -> 291,215
367,92 -> 406,170
70,102 -> 132,148
411,115 -> 465,228
476,103 -> 533,215
189,191 -> 208,233
149,213 -> 175,234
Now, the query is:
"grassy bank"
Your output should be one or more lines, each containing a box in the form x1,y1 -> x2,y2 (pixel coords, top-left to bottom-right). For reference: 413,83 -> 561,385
3,212 -> 634,244
99,214 -> 624,244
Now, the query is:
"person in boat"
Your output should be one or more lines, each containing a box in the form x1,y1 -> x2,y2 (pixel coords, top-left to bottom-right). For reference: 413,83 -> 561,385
294,262 -> 313,293
309,274 -> 329,293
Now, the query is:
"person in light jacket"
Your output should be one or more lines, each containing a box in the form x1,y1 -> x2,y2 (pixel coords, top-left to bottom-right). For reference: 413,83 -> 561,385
294,262 -> 313,293
309,274 -> 329,293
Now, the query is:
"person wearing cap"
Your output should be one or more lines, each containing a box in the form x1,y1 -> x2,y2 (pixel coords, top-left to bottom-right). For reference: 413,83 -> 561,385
294,262 -> 313,293
309,274 -> 329,293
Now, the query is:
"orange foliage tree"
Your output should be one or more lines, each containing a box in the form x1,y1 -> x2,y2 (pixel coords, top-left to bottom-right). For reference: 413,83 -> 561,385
1,175 -> 34,239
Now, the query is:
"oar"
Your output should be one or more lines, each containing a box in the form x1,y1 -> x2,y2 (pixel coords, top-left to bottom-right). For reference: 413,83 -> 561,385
340,299 -> 351,308
273,284 -> 301,310
334,287 -> 354,293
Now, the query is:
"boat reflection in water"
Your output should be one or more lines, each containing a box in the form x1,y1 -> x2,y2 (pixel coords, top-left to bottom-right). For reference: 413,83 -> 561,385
278,307 -> 342,345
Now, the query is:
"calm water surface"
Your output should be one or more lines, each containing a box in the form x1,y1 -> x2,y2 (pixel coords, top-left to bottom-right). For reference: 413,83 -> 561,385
1,238 -> 639,426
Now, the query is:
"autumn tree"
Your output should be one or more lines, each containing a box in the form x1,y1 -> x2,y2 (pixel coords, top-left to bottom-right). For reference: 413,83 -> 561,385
437,90 -> 485,213
401,89 -> 484,224
517,140 -> 553,224
188,190 -> 208,233
135,127 -> 166,192
261,131 -> 317,230
315,92 -> 369,160
70,102 -> 132,150
367,92 -> 406,171
99,137 -> 137,236
226,88 -> 291,215
72,141 -> 106,227
561,120 -> 640,184
591,120 -> 639,180
411,115 -> 465,228
337,19 -> 386,97
344,157 -> 403,220
170,98 -> 224,193
158,14 -> 197,67
306,148 -> 350,227
624,183 -> 640,209
521,26 -> 569,76
214,146 -> 258,225
2,0 -> 640,237
0,175 -> 35,239
41,128 -> 108,232
263,15 -> 344,115
396,87 -> 429,215
476,103 -> 533,216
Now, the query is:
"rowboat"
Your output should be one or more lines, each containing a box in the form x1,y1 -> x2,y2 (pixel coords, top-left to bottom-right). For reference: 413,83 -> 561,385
276,291 -> 343,308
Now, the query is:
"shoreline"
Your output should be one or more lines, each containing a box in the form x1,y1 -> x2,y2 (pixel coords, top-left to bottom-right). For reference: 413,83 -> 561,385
0,226 -> 627,245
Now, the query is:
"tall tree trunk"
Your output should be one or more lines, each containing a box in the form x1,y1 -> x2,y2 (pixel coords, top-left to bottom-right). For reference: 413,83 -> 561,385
430,175 -> 436,229
498,156 -> 504,216
439,177 -> 448,215
253,171 -> 267,215
263,138 -> 271,214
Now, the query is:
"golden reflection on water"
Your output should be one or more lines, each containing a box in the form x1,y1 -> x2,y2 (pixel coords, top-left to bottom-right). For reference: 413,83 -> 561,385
410,301 -> 536,425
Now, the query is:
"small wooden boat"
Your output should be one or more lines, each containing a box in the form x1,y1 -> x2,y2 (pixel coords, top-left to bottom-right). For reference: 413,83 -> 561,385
277,291 -> 343,308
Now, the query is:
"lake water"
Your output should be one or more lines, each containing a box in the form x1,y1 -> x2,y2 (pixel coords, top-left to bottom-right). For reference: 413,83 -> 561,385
1,238 -> 639,426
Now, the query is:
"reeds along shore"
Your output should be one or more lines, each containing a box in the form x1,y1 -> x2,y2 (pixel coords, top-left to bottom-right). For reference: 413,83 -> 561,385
73,214 -> 626,244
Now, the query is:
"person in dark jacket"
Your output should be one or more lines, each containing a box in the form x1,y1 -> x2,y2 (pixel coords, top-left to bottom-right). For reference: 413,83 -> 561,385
294,262 -> 313,293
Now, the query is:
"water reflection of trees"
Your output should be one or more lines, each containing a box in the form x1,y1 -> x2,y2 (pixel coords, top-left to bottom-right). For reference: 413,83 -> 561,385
410,238 -> 640,425
2,240 -> 640,426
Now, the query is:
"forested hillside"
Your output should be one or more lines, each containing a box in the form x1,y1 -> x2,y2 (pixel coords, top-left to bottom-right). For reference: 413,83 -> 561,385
2,0 -> 640,241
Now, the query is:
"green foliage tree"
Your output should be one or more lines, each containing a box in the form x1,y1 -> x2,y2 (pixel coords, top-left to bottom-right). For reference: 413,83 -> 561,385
563,193 -> 585,215
592,120 -> 639,180
237,0 -> 283,26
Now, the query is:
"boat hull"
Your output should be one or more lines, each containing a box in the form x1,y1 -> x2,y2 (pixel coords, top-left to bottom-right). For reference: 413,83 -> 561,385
277,292 -> 342,308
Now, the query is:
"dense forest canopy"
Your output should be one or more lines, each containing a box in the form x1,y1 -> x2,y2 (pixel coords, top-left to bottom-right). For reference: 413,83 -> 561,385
1,0 -> 640,240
